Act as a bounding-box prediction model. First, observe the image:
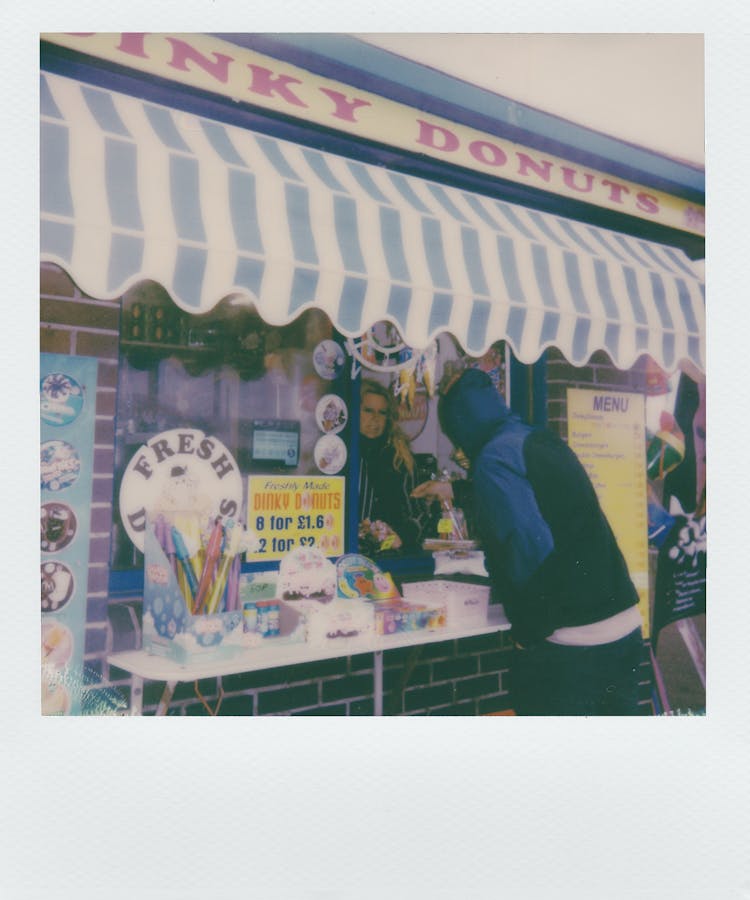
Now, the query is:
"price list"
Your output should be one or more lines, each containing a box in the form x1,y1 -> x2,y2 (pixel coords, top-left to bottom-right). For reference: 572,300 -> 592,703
247,475 -> 345,561
567,389 -> 650,637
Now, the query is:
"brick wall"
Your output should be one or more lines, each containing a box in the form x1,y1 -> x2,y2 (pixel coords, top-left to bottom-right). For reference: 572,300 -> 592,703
107,629 -> 518,716
40,266 -> 655,715
545,347 -> 649,439
40,263 -> 120,692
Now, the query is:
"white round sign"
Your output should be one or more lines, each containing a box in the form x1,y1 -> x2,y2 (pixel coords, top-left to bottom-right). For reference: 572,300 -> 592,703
119,429 -> 244,552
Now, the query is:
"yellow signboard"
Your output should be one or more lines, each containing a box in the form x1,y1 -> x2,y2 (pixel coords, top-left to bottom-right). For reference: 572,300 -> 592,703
247,475 -> 345,562
42,32 -> 704,236
567,389 -> 650,637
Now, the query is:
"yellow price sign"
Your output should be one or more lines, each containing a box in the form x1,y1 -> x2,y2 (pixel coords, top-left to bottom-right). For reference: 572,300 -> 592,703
247,475 -> 345,561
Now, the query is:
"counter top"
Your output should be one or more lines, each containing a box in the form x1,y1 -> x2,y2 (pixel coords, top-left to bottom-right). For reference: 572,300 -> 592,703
108,604 -> 511,684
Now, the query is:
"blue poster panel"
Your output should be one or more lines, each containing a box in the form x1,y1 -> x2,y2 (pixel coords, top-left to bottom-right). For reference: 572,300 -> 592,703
40,355 -> 98,715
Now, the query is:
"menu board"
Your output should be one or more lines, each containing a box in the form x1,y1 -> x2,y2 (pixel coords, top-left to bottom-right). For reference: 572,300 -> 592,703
40,355 -> 98,714
567,389 -> 650,637
246,475 -> 345,561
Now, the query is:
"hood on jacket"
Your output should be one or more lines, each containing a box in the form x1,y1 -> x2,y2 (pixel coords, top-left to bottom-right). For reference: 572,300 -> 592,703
439,367 -> 515,458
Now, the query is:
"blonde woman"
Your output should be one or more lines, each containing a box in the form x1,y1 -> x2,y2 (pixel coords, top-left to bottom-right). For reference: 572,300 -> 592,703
358,379 -> 425,554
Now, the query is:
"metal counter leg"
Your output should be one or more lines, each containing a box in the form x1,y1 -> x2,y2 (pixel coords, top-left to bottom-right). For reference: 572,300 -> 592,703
374,650 -> 383,716
155,680 -> 177,716
130,676 -> 144,716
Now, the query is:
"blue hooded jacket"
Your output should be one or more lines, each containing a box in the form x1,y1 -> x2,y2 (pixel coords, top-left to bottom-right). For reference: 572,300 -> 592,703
440,368 -> 638,643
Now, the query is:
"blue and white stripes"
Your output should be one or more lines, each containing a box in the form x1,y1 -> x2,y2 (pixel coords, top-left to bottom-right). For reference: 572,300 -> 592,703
40,71 -> 705,373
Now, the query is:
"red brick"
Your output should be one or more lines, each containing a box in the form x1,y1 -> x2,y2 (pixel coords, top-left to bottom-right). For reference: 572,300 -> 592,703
89,534 -> 112,562
95,417 -> 116,444
76,331 -> 120,359
95,361 -> 120,389
92,476 -> 115,503
40,327 -> 72,354
90,505 -> 113,533
95,390 -> 117,417
587,350 -> 614,366
87,564 -> 110,594
94,447 -> 115,473
41,297 -> 120,331
40,265 -> 77,298
593,368 -> 640,388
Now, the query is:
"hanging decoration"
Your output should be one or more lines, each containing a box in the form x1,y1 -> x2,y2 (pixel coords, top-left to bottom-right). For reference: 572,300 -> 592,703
345,322 -> 438,410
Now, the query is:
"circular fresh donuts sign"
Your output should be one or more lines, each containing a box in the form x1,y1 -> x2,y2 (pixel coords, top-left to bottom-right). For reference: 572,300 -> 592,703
119,429 -> 244,552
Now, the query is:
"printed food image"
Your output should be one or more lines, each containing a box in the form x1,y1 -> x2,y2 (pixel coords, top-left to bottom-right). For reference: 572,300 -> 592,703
314,434 -> 347,474
315,394 -> 347,434
41,503 -> 77,553
41,561 -> 75,613
41,621 -> 74,669
312,340 -> 345,380
40,440 -> 81,492
40,372 -> 84,426
41,672 -> 71,715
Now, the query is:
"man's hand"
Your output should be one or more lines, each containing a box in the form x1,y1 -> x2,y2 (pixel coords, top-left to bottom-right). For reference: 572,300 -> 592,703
411,480 -> 455,504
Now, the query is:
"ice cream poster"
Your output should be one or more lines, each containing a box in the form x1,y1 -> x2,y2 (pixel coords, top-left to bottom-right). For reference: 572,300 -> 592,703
40,354 -> 98,715
567,388 -> 650,637
247,475 -> 345,561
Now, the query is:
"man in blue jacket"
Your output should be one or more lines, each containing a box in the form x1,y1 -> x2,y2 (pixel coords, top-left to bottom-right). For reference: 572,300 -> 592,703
432,367 -> 643,715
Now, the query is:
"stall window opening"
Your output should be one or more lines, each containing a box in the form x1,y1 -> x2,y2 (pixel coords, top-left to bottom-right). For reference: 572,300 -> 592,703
109,284 -> 514,585
111,283 -> 347,572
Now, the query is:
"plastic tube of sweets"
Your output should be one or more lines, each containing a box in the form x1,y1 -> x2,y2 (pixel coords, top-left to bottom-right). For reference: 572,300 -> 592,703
171,525 -> 199,604
205,522 -> 242,614
192,518 -> 224,614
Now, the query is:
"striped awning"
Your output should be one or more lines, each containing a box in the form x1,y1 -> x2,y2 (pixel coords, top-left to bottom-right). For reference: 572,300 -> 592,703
40,71 -> 705,374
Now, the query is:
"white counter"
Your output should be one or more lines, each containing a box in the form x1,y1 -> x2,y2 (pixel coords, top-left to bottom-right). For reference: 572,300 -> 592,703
108,604 -> 511,714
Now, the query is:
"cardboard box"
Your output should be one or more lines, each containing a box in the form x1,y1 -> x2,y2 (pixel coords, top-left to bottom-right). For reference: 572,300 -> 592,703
401,580 -> 490,627
292,597 -> 375,644
372,599 -> 447,635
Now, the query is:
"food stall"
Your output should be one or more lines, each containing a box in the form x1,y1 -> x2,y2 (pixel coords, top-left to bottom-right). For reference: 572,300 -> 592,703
40,33 -> 704,715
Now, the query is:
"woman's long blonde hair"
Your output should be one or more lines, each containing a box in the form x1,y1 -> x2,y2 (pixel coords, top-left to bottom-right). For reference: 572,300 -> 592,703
360,378 -> 415,475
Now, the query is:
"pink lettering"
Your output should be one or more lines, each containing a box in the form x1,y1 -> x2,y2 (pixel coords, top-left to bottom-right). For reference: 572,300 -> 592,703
165,38 -> 233,83
516,152 -> 553,182
684,206 -> 704,230
115,33 -> 149,59
318,88 -> 371,123
247,65 -> 308,108
602,179 -> 631,204
469,140 -> 508,167
562,166 -> 595,193
416,120 -> 460,153
636,192 -> 660,215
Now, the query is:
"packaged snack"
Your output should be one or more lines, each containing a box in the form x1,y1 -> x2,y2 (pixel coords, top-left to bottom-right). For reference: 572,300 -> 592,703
335,553 -> 401,601
433,550 -> 489,578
